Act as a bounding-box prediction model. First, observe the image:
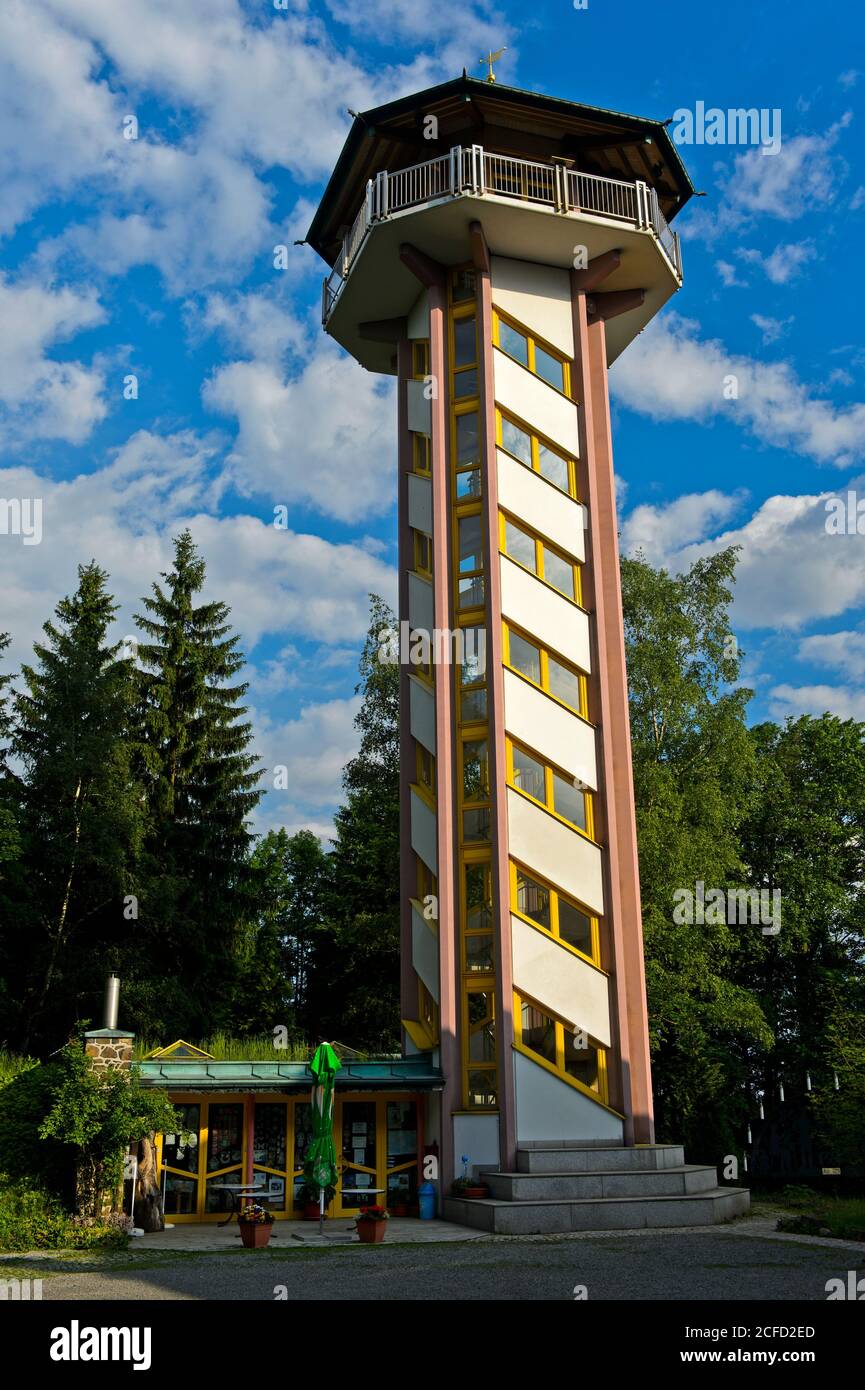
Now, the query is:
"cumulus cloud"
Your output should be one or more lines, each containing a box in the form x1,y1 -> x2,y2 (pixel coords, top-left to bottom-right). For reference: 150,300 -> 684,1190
251,695 -> 363,840
0,274 -> 107,446
738,240 -> 816,284
611,312 -> 865,468
750,313 -> 794,345
797,629 -> 865,680
768,682 -> 865,721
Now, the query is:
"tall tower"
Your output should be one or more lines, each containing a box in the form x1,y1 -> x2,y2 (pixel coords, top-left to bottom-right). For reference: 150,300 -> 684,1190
309,78 -> 693,1191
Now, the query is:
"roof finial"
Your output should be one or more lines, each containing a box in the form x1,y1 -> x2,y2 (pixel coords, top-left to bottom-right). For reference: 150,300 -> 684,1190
479,47 -> 506,83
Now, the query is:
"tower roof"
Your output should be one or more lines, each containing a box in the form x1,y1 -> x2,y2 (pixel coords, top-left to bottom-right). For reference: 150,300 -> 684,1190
307,75 -> 694,268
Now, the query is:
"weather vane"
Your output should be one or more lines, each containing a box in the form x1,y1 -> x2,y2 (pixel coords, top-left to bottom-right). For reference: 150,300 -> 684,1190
479,47 -> 506,83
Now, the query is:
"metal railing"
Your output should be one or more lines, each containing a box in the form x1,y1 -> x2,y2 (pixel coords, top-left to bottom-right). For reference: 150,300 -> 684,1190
322,144 -> 682,322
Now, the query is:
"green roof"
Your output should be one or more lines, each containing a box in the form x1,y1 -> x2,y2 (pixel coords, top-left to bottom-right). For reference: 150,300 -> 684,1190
138,1056 -> 443,1092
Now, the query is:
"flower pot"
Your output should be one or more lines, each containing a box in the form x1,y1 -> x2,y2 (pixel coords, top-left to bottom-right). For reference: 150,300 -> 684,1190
356,1219 -> 387,1244
239,1221 -> 272,1249
454,1185 -> 489,1200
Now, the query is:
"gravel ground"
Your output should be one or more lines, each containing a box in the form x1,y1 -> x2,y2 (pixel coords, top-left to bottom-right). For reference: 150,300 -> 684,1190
6,1230 -> 860,1302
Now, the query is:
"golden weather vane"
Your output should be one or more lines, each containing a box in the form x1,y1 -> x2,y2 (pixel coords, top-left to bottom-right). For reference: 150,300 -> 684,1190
479,47 -> 506,83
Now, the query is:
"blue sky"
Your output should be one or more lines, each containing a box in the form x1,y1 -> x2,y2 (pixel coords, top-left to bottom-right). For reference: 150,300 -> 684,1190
1,0 -> 863,841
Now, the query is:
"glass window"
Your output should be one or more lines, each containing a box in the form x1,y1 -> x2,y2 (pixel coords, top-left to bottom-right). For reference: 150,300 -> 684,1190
547,653 -> 582,712
206,1103 -> 243,1172
412,433 -> 430,474
454,316 -> 476,367
413,529 -> 432,575
458,514 -> 483,573
535,343 -> 565,392
499,320 -> 529,366
467,992 -> 496,1061
466,1070 -> 498,1108
456,410 -> 480,467
463,807 -> 491,842
558,900 -> 593,956
162,1104 -> 200,1173
504,518 -> 536,572
501,416 -> 532,466
253,1103 -> 286,1171
465,934 -> 495,972
461,687 -> 487,722
521,1002 -> 556,1064
465,862 -> 493,932
458,576 -> 485,610
454,368 -> 478,399
543,546 -> 575,599
508,629 -> 541,684
553,772 -> 587,830
462,739 -> 489,801
512,745 -> 545,802
516,868 -> 551,931
456,468 -> 482,499
460,625 -> 486,686
452,269 -> 476,302
412,341 -> 430,377
564,1032 -> 600,1091
537,441 -> 569,492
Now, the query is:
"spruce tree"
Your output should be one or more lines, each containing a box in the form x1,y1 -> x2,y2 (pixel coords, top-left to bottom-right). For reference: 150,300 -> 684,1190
133,531 -> 262,1035
9,566 -> 141,1050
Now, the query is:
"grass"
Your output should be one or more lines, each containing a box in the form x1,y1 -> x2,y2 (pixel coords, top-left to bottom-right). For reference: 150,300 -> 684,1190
759,1186 -> 865,1242
132,1032 -> 399,1062
0,1050 -> 37,1088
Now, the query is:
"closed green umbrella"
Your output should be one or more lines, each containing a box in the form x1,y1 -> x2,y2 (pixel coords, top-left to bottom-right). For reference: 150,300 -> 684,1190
303,1041 -> 341,1235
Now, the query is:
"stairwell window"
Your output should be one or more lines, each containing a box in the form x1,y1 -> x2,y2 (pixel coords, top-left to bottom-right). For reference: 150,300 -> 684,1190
514,991 -> 607,1103
506,738 -> 595,839
492,308 -> 572,397
500,513 -> 582,604
496,410 -> 577,498
503,623 -> 589,719
413,528 -> 432,577
510,861 -> 599,964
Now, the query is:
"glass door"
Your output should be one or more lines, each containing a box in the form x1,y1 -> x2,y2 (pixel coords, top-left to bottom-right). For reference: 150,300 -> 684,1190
203,1101 -> 245,1217
335,1100 -> 379,1215
160,1102 -> 201,1217
252,1101 -> 288,1215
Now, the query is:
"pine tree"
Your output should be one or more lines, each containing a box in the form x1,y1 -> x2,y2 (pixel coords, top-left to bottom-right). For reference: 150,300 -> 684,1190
9,566 -> 141,1050
133,531 -> 262,1034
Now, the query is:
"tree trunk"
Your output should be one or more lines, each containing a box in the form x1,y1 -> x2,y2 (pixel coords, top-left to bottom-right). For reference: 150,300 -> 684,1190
135,1135 -> 165,1232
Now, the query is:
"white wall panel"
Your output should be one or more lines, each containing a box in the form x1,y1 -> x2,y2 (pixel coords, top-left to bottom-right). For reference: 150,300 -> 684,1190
408,572 -> 434,634
499,556 -> 591,674
453,1113 -> 500,1175
407,473 -> 433,535
507,787 -> 605,916
503,669 -> 597,790
511,914 -> 611,1046
407,379 -> 431,434
409,675 -> 436,755
410,788 -> 437,875
497,449 -> 585,562
493,348 -> 579,457
514,1050 -> 623,1143
490,257 -> 574,357
407,288 -> 430,340
411,901 -> 439,1003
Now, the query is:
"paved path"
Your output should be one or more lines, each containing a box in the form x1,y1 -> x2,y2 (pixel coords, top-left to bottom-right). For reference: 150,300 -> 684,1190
5,1229 -> 861,1301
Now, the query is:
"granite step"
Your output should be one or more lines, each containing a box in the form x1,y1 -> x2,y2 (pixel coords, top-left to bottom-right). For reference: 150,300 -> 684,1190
515,1143 -> 685,1174
486,1164 -> 719,1202
443,1186 -> 750,1235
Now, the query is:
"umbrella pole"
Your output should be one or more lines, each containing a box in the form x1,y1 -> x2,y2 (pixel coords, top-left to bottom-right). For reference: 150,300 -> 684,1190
319,1187 -> 324,1237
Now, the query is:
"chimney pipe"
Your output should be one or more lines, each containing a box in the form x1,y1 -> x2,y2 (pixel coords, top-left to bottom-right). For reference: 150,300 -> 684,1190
103,973 -> 120,1030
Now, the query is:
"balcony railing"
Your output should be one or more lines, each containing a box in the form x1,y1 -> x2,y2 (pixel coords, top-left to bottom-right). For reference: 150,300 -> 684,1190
322,144 -> 682,324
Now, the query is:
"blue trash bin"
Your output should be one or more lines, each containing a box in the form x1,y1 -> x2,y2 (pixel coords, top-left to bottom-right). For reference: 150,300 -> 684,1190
418,1181 -> 437,1220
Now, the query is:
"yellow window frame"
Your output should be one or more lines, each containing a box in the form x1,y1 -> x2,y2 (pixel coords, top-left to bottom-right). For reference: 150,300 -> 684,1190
494,408 -> 578,500
502,621 -> 589,720
412,339 -> 430,379
462,981 -> 498,1111
513,991 -> 609,1105
412,432 -> 431,475
412,527 -> 432,578
506,736 -> 596,841
415,741 -> 436,798
492,309 -> 573,399
508,858 -> 601,967
499,511 -> 582,606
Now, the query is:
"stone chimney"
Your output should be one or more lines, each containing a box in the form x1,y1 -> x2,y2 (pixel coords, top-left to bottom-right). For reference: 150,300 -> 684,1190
84,973 -> 134,1071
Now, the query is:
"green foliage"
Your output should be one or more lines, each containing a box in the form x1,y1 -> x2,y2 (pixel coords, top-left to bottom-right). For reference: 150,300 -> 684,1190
0,1178 -> 128,1251
38,1047 -> 179,1217
0,1054 -> 77,1204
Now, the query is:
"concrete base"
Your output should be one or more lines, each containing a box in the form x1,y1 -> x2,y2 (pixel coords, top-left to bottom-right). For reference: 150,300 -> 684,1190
445,1144 -> 750,1234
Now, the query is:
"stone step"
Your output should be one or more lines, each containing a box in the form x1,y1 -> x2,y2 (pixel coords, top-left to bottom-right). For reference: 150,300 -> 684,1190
515,1143 -> 685,1174
486,1164 -> 718,1202
443,1187 -> 750,1235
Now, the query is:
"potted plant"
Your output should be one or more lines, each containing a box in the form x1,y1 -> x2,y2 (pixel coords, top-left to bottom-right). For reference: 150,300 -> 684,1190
451,1154 -> 489,1200
297,1182 -> 335,1221
355,1204 -> 389,1243
237,1202 -> 274,1249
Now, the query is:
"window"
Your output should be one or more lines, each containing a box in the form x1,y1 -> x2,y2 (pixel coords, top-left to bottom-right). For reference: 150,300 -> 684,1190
412,433 -> 430,475
457,512 -> 484,611
511,860 -> 598,963
416,743 -> 436,796
493,309 -> 572,397
465,989 -> 497,1108
419,980 -> 439,1043
462,737 -> 489,803
463,860 -> 494,974
455,410 -> 480,468
503,623 -> 588,718
451,268 -> 476,303
412,340 -> 430,378
413,528 -> 432,577
416,858 -> 438,916
515,992 -> 607,1100
496,409 -> 576,499
506,738 -> 595,838
452,308 -> 478,400
500,514 -> 582,604
459,622 -> 487,724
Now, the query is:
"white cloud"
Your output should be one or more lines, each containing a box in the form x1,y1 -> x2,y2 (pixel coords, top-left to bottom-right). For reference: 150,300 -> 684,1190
768,682 -> 865,721
611,312 -> 865,468
0,274 -> 107,445
621,487 -> 865,632
716,259 -> 746,288
750,313 -> 794,345
203,343 -> 397,522
797,630 -> 865,680
252,694 -> 362,839
738,240 -> 816,284
838,70 -> 860,89
620,490 -> 745,566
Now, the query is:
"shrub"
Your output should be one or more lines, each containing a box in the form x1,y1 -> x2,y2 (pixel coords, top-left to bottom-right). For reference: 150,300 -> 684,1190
0,1179 -> 127,1251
